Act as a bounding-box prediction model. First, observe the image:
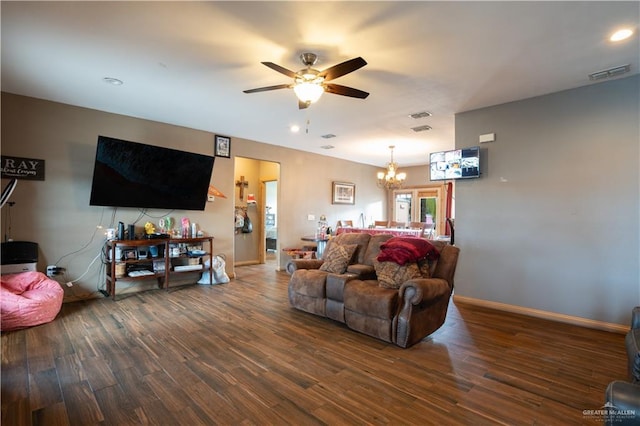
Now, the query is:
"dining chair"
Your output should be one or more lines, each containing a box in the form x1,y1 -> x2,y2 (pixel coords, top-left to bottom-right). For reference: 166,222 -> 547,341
337,220 -> 353,227
388,221 -> 406,228
374,220 -> 389,228
408,221 -> 429,237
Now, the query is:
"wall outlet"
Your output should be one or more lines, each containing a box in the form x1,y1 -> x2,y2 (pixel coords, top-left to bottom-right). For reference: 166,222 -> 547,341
46,265 -> 65,277
307,214 -> 315,221
46,265 -> 57,277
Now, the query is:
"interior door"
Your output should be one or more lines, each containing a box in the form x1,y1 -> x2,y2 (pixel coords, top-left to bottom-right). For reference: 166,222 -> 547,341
417,188 -> 445,236
393,193 -> 412,224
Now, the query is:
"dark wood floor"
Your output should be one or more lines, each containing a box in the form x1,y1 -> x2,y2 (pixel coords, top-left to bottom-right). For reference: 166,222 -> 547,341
2,262 -> 628,425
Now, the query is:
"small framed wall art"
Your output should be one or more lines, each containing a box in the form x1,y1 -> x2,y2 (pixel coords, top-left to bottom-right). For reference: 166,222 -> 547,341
332,181 -> 355,205
215,135 -> 231,158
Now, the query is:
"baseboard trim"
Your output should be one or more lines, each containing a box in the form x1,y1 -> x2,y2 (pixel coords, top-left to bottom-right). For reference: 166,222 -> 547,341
234,260 -> 259,267
452,295 -> 628,334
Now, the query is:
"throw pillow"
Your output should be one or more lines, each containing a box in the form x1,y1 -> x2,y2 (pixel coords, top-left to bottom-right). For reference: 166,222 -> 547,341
374,259 -> 422,289
319,243 -> 357,274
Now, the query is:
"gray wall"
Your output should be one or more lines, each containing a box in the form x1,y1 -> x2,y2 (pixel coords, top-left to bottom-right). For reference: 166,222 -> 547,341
454,75 -> 639,325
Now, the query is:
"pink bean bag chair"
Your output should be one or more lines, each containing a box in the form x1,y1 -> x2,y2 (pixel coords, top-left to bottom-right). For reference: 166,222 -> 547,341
1,271 -> 64,331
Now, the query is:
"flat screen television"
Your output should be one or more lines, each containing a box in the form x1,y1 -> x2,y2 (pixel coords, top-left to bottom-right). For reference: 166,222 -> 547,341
89,136 -> 215,211
429,146 -> 480,181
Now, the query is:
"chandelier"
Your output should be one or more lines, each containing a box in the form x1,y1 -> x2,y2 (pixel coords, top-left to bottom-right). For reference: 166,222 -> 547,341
377,145 -> 406,189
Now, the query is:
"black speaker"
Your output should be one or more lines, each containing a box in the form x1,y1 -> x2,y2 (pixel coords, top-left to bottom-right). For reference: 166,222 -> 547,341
117,222 -> 125,240
1,241 -> 38,265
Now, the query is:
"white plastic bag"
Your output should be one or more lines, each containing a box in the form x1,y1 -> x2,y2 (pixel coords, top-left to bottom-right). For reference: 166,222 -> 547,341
198,254 -> 230,285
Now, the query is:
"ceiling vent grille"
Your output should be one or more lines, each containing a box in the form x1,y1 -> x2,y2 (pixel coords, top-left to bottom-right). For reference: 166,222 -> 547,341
409,111 -> 432,119
589,64 -> 631,81
321,134 -> 336,139
411,125 -> 432,132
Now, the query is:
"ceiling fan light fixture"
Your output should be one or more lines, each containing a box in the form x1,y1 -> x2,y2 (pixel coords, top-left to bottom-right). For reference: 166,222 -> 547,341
293,81 -> 324,104
244,53 -> 368,107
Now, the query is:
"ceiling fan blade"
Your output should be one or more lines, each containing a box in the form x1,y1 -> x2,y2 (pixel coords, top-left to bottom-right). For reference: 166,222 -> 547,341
243,84 -> 292,94
261,62 -> 298,79
324,83 -> 369,99
319,57 -> 367,81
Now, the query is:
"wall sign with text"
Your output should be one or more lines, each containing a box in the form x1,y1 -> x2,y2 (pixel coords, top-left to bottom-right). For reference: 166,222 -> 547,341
1,156 -> 46,180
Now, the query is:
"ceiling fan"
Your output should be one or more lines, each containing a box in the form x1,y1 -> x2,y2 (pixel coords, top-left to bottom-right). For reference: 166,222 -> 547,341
243,52 -> 369,109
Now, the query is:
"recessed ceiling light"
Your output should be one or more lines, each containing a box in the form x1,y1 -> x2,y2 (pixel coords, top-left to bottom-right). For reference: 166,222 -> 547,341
320,145 -> 335,150
290,125 -> 300,133
610,28 -> 633,42
321,134 -> 336,139
103,77 -> 123,86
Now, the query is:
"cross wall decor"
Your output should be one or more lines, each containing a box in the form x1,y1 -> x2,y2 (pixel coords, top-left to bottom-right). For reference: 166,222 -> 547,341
235,175 -> 249,200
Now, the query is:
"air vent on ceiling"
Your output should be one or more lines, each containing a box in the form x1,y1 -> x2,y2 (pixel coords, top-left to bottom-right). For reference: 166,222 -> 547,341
409,111 -> 432,119
320,145 -> 335,150
589,64 -> 631,81
411,125 -> 432,132
321,134 -> 336,139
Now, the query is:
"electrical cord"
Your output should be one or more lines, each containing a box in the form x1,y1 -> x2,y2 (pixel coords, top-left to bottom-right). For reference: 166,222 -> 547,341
54,209 -> 108,266
3,202 -> 14,241
53,225 -> 103,266
65,251 -> 102,285
138,208 -> 176,220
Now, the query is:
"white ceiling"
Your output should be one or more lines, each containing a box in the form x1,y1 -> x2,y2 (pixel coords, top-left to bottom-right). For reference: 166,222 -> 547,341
2,1 -> 638,167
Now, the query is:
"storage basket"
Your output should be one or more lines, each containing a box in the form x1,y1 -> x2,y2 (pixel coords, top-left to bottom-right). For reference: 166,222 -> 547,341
115,262 -> 126,278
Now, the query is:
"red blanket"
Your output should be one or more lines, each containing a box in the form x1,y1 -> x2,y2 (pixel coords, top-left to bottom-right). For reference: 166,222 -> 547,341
377,237 -> 440,265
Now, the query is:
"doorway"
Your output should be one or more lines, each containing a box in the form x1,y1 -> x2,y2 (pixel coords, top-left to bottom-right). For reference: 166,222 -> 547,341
233,157 -> 280,267
392,184 -> 447,236
264,180 -> 278,266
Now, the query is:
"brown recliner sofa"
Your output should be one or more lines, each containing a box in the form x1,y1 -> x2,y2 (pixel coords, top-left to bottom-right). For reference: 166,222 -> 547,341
604,306 -> 640,425
287,232 -> 460,348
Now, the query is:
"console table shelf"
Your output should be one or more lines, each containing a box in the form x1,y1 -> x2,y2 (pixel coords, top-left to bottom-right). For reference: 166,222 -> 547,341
105,236 -> 214,300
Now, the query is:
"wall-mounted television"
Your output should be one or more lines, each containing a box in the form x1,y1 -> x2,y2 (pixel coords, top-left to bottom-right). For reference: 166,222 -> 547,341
89,136 -> 215,211
429,146 -> 480,181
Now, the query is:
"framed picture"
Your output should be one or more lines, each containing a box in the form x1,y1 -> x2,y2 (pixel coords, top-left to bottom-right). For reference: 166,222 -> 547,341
122,249 -> 138,260
332,181 -> 355,205
215,135 -> 231,158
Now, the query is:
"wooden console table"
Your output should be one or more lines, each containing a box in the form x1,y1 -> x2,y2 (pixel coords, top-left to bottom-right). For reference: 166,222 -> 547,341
104,236 -> 214,300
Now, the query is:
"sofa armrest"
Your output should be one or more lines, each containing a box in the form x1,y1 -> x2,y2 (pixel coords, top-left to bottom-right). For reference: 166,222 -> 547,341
286,259 -> 324,275
393,278 -> 452,348
398,278 -> 451,306
604,381 -> 640,425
